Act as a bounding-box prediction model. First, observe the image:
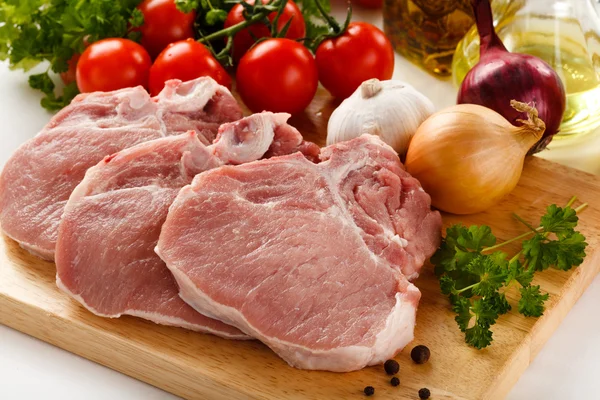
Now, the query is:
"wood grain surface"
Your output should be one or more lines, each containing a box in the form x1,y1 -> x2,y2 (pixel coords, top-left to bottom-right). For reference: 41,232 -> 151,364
2,92 -> 600,400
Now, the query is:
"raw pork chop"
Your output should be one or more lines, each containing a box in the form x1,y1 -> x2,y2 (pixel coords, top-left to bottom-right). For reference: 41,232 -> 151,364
0,77 -> 242,261
156,135 -> 442,371
56,112 -> 312,336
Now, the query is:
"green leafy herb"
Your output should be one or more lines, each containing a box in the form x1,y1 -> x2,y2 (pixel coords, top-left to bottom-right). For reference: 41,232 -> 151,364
129,8 -> 145,28
431,197 -> 588,349
518,285 -> 548,317
301,0 -> 352,51
0,0 -> 143,110
295,0 -> 332,38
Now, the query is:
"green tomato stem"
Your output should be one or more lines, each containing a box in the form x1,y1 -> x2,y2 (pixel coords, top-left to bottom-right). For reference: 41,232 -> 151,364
198,1 -> 283,43
314,0 -> 341,33
215,36 -> 234,61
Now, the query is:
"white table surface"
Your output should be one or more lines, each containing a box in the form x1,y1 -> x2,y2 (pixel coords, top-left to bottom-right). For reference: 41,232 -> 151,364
2,6 -> 600,400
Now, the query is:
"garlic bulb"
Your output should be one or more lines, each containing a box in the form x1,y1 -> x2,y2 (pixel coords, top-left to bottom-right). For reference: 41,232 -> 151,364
327,79 -> 435,155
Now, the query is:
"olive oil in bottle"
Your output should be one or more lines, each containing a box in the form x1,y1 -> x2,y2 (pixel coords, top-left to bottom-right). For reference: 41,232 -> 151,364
384,0 -> 475,77
383,0 -> 522,77
453,14 -> 600,139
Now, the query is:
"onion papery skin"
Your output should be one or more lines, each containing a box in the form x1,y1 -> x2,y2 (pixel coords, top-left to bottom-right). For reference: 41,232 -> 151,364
405,103 -> 542,215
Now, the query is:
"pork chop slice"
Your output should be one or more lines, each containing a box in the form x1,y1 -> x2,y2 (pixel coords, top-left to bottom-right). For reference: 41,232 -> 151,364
156,134 -> 442,371
154,78 -> 243,143
55,112 -> 311,336
0,77 -> 242,261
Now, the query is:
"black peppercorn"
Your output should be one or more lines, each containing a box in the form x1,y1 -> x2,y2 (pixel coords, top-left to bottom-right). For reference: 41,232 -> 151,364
390,376 -> 400,387
418,388 -> 431,399
383,359 -> 400,375
411,345 -> 431,364
364,386 -> 375,396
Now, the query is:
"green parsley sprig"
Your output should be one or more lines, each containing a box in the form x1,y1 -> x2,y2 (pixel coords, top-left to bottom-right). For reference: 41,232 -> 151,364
431,196 -> 588,349
0,0 -> 144,111
296,0 -> 333,39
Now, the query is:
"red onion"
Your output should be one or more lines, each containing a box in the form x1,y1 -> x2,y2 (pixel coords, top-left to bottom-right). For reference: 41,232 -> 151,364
457,0 -> 566,154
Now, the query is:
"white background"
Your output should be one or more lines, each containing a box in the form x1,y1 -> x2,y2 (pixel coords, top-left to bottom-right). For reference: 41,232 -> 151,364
2,5 -> 600,400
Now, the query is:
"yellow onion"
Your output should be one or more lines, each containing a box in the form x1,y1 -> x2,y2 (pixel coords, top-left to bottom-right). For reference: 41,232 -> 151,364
405,101 -> 545,214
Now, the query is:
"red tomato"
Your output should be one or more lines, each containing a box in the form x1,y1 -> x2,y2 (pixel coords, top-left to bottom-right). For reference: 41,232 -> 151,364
76,38 -> 152,93
149,39 -> 231,96
236,38 -> 317,114
60,53 -> 80,85
316,22 -> 394,99
136,0 -> 196,58
354,0 -> 383,8
224,0 -> 306,62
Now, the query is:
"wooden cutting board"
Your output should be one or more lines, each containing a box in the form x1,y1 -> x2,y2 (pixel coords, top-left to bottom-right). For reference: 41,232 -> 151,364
2,93 -> 600,400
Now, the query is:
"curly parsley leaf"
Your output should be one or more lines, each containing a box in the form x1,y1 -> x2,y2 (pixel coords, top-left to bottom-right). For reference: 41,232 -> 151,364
432,199 -> 587,349
29,72 -> 55,94
39,80 -> 79,111
518,285 -> 549,317
129,8 -> 145,28
456,292 -> 512,350
541,204 -> 579,236
555,232 -> 587,270
440,275 -> 456,296
29,71 -> 77,110
521,234 -> 548,271
0,0 -> 143,110
489,291 -> 511,315
451,295 -> 472,332
431,224 -> 494,276
522,230 -> 587,271
459,225 -> 497,252
466,255 -> 506,297
465,323 -> 494,349
431,225 -> 463,275
506,259 -> 534,287
295,0 -> 332,38
471,296 -> 500,328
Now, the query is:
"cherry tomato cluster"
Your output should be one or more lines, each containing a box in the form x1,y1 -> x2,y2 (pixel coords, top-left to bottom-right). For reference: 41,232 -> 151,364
237,18 -> 394,113
70,0 -> 394,115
